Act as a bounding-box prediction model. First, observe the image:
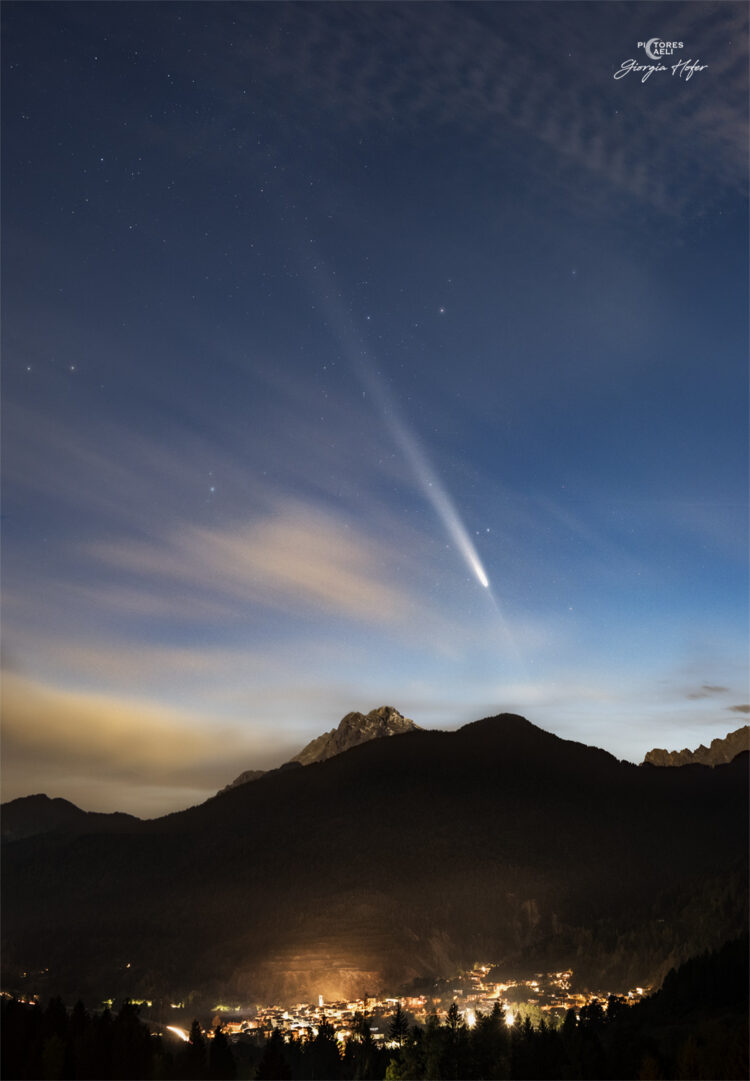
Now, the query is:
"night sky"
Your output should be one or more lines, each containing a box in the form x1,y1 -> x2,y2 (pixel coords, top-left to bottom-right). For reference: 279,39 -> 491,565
2,2 -> 748,816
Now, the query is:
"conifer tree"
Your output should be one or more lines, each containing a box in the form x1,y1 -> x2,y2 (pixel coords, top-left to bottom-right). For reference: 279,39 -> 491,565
256,1029 -> 292,1080
208,1024 -> 236,1080
388,1002 -> 410,1048
179,1019 -> 207,1081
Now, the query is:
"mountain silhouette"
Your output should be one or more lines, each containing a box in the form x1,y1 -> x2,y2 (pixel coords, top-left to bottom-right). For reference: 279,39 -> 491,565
1,794 -> 140,842
2,714 -> 746,1007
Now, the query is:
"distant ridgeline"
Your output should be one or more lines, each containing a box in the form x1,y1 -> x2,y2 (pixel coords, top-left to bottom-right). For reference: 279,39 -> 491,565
1,794 -> 140,844
643,724 -> 749,768
2,714 -> 747,1010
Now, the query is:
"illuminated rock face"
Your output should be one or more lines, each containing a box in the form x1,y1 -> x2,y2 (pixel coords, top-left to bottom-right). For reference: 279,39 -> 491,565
222,706 -> 419,791
292,706 -> 419,766
643,725 -> 749,768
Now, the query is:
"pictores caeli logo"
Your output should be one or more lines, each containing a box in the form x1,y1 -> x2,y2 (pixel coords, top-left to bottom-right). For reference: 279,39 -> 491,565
613,38 -> 707,82
638,38 -> 684,59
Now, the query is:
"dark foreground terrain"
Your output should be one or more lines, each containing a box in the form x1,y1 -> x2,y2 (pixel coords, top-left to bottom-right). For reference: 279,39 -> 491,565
3,716 -> 748,1004
2,935 -> 747,1080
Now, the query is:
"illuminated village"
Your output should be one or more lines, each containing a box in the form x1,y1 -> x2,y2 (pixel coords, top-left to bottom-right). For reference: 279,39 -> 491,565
158,963 -> 651,1044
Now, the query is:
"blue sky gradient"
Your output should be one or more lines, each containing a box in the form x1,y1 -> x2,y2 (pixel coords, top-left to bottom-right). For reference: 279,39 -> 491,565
2,2 -> 747,814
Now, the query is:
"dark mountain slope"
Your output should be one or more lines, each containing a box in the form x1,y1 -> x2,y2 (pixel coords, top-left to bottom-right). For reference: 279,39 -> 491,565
1,794 -> 140,842
2,715 -> 746,1006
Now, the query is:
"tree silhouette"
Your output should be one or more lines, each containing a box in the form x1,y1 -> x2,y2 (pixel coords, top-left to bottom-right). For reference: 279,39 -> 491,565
112,1001 -> 151,1080
606,994 -> 627,1023
385,1024 -> 425,1081
421,1011 -> 444,1080
344,1012 -> 384,1080
444,1002 -> 470,1079
178,1019 -> 207,1081
305,1016 -> 342,1080
256,1029 -> 292,1080
208,1024 -> 236,1080
388,1002 -> 410,1048
446,1002 -> 462,1035
472,1001 -> 510,1079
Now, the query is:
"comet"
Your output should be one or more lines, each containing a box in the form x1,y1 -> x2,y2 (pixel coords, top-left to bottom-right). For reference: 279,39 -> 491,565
302,256 -> 491,591
353,349 -> 491,591
384,402 -> 491,590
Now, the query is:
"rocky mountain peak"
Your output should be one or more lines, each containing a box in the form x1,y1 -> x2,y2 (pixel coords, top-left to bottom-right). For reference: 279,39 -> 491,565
643,725 -> 749,767
292,706 -> 419,766
221,706 -> 419,792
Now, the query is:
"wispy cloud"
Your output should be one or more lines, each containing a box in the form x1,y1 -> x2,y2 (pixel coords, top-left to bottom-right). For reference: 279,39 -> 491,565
3,391 -> 527,651
686,683 -> 729,700
727,704 -> 750,714
89,501 -> 414,625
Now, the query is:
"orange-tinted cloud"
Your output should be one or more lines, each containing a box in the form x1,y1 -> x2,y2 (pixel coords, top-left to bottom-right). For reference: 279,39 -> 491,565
1,672 -> 294,816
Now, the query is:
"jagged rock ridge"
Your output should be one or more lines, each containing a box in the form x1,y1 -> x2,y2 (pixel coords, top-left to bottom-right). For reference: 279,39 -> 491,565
221,706 -> 418,791
291,705 -> 418,766
643,725 -> 749,767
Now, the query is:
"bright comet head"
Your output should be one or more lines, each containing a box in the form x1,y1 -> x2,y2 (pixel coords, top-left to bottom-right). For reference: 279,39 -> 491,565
467,550 -> 490,589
